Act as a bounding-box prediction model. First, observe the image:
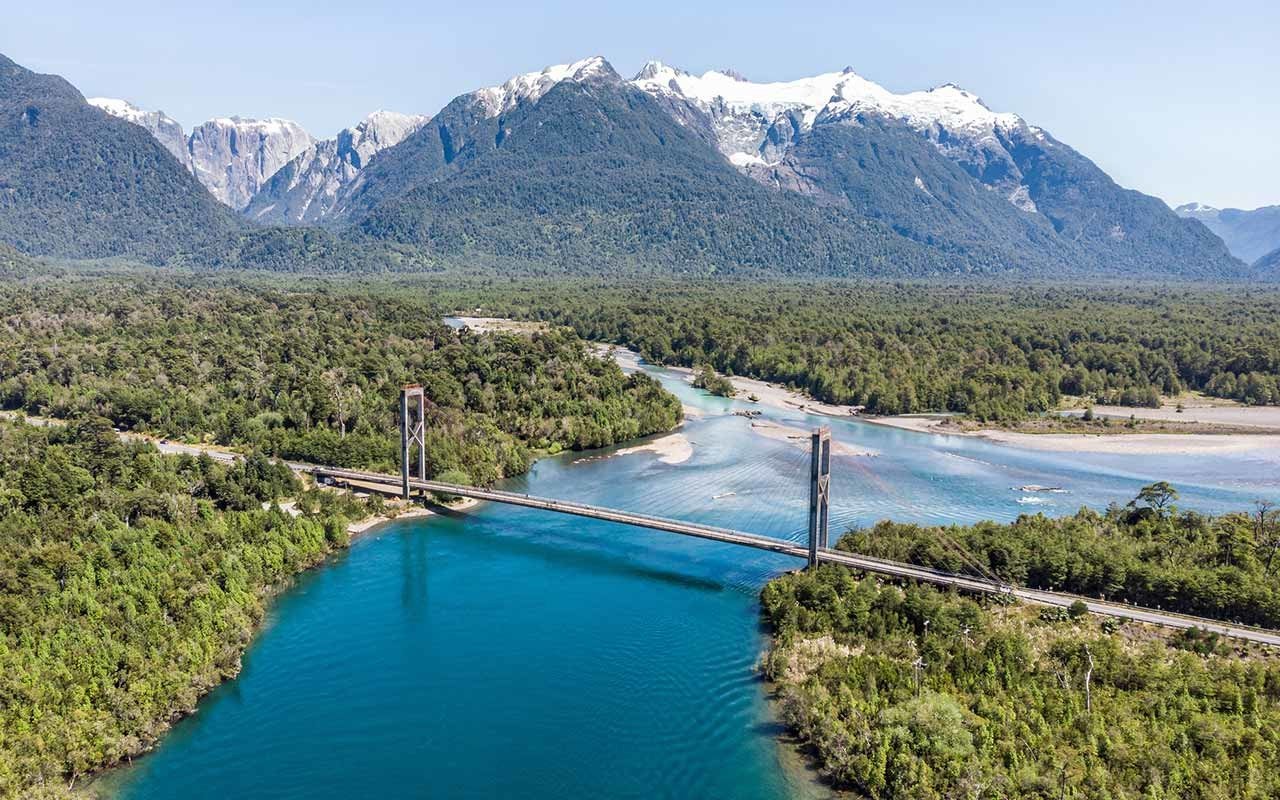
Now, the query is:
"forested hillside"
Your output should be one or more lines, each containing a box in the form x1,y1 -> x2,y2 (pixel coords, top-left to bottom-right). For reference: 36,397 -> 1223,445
0,55 -> 241,260
843,484 -> 1280,627
0,419 -> 375,796
762,116 -> 1078,273
0,242 -> 38,276
761,485 -> 1280,798
341,73 -> 955,276
0,281 -> 682,484
1256,246 -> 1280,278
441,281 -> 1280,417
762,559 -> 1280,799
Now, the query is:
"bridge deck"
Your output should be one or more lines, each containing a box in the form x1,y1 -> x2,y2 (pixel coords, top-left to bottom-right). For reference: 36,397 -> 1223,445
312,466 -> 1280,647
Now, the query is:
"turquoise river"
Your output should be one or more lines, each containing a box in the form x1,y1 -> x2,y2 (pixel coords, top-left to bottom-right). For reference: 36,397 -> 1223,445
105,357 -> 1280,799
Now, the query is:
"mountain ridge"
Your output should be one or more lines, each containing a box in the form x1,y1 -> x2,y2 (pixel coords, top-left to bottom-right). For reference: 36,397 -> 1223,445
338,65 -> 960,276
314,55 -> 1239,278
91,98 -> 317,209
1175,202 -> 1280,263
0,51 -> 1259,280
0,53 -> 243,259
629,60 -> 1240,278
246,110 -> 429,224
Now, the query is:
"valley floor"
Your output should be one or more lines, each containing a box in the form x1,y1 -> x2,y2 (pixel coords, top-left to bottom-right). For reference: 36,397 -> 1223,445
638,356 -> 1280,457
865,413 -> 1280,455
1079,400 -> 1280,429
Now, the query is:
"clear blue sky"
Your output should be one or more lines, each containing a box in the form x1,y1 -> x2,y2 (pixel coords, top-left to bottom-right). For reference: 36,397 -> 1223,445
4,1 -> 1277,209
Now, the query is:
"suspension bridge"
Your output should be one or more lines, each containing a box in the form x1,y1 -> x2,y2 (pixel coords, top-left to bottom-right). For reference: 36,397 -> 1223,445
308,386 -> 1280,647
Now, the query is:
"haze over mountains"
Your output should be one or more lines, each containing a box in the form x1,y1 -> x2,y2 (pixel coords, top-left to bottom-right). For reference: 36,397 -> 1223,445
1,51 -> 1268,279
1174,203 -> 1280,269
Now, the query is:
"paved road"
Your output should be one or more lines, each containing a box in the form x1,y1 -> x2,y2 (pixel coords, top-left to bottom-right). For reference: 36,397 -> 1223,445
1,411 -> 241,463
317,466 -> 1280,648
817,549 -> 1280,646
7,412 -> 1276,647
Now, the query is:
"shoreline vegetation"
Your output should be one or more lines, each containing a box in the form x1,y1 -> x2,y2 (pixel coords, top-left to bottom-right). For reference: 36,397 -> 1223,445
0,418 -> 380,797
466,283 -> 1280,411
593,337 -> 1280,456
864,413 -> 1280,455
5,278 -> 1280,797
0,411 -> 489,799
0,285 -> 688,798
762,488 -> 1280,798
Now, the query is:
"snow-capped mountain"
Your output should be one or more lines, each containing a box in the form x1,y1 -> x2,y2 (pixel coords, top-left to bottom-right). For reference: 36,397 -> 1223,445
87,98 -> 190,168
1174,202 -> 1280,264
54,53 -> 1243,279
473,56 -> 614,117
630,62 -> 1041,212
247,110 -> 428,224
329,57 -> 624,220
187,117 -> 314,209
90,99 -> 316,210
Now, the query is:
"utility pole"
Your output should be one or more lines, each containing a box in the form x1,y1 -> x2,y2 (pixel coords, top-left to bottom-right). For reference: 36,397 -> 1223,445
807,426 -> 832,568
400,384 -> 425,500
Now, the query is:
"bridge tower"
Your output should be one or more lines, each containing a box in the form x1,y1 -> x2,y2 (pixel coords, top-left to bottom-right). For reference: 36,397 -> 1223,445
807,426 -> 831,568
400,384 -> 426,499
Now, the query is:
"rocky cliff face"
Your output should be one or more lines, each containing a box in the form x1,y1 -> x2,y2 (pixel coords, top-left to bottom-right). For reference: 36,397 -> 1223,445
87,98 -> 190,168
90,99 -> 316,211
630,62 -> 1041,211
629,61 -> 1238,277
246,111 -> 428,224
186,117 -> 314,209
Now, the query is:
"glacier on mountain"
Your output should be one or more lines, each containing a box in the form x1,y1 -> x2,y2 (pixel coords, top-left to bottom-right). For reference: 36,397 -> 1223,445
629,61 -> 1044,212
473,56 -> 614,118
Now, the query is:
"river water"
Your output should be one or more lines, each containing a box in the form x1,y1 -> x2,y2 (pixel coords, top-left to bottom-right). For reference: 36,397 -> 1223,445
106,359 -> 1279,799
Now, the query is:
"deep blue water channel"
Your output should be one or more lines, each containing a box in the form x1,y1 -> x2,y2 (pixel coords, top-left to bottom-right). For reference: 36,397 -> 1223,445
106,359 -> 1279,799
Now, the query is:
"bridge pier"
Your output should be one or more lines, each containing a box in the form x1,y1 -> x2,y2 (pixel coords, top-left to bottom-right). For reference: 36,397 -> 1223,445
807,426 -> 831,568
400,384 -> 426,499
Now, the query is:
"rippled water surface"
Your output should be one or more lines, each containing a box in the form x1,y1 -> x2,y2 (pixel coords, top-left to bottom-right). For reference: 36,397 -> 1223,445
107,360 -> 1279,799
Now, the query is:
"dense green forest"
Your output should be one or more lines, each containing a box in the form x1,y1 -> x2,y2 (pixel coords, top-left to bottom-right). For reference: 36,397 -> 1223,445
0,276 -> 683,797
0,280 -> 682,484
4,273 -> 1275,429
3,52 -> 1251,280
441,281 -> 1280,418
0,54 -> 240,262
0,243 -> 39,278
842,484 -> 1280,627
0,419 -> 377,797
761,563 -> 1280,799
